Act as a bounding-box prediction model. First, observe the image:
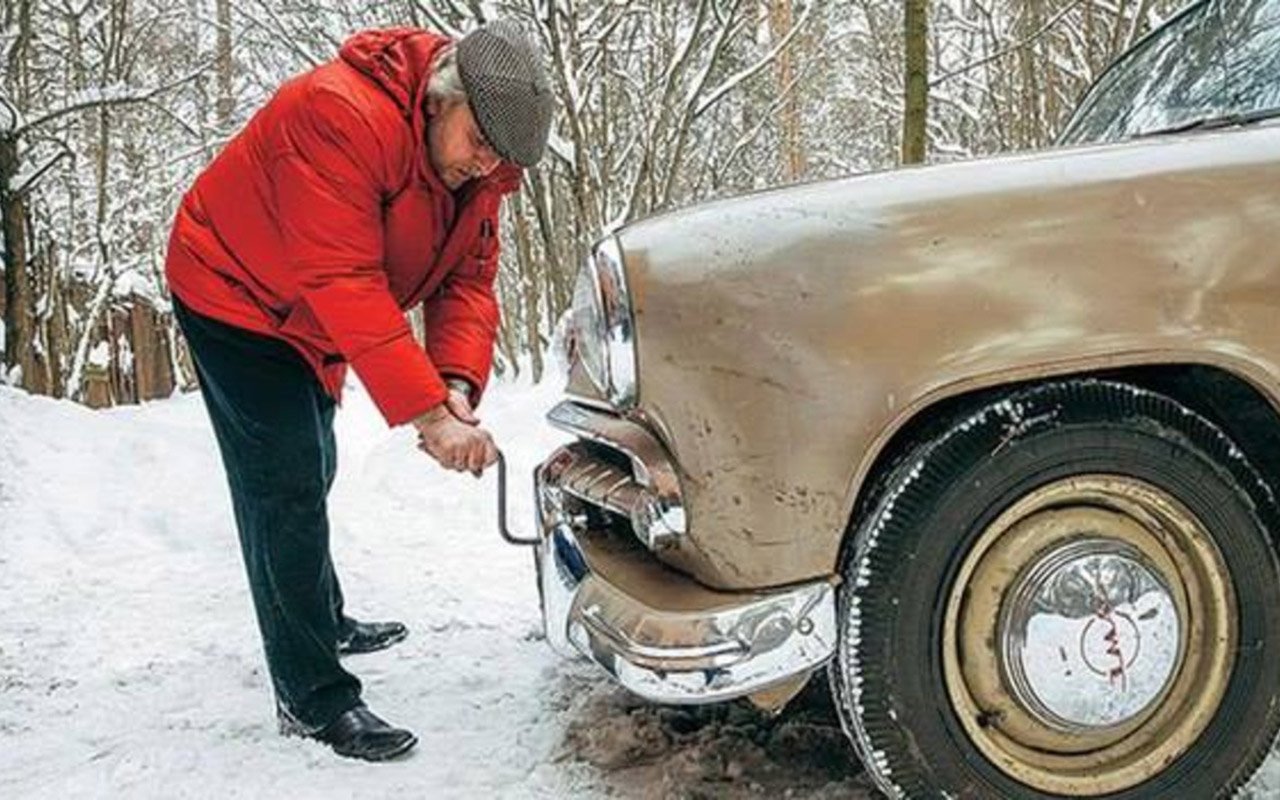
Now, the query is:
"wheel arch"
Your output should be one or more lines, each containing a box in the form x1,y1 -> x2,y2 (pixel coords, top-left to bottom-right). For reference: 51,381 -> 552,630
840,359 -> 1280,567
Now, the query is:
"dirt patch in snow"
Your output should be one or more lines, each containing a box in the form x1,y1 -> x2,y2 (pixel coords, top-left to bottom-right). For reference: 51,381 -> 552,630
554,676 -> 875,799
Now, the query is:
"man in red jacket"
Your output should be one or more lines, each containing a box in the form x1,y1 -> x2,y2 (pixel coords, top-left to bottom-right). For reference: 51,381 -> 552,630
165,20 -> 553,761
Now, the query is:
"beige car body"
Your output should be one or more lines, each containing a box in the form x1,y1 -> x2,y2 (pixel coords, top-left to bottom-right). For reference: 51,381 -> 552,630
570,123 -> 1280,592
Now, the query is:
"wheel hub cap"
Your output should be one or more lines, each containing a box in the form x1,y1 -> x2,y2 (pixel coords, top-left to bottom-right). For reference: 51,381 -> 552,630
1003,538 -> 1181,732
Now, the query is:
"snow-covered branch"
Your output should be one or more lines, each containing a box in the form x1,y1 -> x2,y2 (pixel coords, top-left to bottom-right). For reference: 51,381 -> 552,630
16,63 -> 213,138
693,0 -> 815,119
929,0 -> 1087,88
13,148 -> 72,197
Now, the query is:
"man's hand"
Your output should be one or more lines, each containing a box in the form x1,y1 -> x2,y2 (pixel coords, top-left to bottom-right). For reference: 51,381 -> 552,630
413,405 -> 498,476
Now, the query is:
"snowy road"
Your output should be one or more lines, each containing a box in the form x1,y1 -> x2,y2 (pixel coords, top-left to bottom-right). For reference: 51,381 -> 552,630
0,379 -> 869,799
7,376 -> 1280,798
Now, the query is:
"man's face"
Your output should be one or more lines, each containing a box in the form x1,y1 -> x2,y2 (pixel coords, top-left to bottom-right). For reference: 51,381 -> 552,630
426,96 -> 503,190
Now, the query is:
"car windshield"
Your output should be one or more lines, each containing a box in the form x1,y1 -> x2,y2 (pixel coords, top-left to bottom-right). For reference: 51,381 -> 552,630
1060,0 -> 1280,145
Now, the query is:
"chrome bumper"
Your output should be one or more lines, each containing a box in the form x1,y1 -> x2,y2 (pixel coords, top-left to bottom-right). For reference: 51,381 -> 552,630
535,446 -> 838,704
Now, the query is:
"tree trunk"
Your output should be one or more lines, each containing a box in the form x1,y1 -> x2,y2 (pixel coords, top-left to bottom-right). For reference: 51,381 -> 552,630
1,135 -> 36,386
901,0 -> 929,165
1018,0 -> 1044,148
25,218 -> 53,395
216,0 -> 234,130
770,0 -> 806,180
510,193 -> 544,382
44,239 -> 68,396
2,0 -> 34,386
527,169 -> 570,318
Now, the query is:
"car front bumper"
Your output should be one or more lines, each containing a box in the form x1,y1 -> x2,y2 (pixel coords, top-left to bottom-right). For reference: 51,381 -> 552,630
534,445 -> 838,704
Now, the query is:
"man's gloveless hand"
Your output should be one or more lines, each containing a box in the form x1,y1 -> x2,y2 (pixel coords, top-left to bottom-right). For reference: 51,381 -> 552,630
413,404 -> 498,476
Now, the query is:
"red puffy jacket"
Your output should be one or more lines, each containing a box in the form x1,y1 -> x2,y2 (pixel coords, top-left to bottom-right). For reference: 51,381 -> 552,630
165,28 -> 520,426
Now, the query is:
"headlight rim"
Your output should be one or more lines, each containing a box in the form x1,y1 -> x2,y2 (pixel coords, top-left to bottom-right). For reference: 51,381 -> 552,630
594,236 -> 637,408
569,235 -> 637,409
570,258 -> 609,395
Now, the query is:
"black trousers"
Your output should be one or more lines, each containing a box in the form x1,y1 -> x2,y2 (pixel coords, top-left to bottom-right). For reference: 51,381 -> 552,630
174,297 -> 361,730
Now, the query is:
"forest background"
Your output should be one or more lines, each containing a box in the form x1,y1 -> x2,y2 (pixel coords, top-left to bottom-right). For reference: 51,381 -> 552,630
0,0 -> 1185,408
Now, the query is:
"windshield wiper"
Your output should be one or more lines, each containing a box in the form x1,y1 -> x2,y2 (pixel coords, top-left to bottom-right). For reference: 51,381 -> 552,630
1136,107 -> 1280,138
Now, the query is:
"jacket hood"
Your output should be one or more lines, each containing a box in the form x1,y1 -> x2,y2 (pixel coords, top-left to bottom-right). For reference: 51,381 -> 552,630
339,27 -> 524,196
339,28 -> 451,118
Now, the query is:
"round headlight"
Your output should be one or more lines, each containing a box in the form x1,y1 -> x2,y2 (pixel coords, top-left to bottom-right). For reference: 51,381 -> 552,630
568,237 -> 637,407
570,260 -> 608,394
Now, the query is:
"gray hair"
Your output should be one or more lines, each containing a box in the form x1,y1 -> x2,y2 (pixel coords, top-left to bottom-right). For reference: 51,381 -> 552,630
427,45 -> 467,103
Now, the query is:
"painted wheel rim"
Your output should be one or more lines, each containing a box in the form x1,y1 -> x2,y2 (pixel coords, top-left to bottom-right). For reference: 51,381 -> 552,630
942,475 -> 1237,796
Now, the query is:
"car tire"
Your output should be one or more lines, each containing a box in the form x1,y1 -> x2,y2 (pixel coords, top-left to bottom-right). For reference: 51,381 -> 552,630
828,379 -> 1280,798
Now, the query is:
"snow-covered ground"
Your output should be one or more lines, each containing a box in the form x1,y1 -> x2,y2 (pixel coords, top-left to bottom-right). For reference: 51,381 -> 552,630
0,376 -> 867,799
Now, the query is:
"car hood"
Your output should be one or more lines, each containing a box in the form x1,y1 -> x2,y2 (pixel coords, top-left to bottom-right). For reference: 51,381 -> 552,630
588,126 -> 1280,589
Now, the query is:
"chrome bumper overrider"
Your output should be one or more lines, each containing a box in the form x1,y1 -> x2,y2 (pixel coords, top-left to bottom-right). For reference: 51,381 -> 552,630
535,445 -> 838,704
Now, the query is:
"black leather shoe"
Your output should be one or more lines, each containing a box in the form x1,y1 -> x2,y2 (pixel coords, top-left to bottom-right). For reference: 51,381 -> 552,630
283,706 -> 417,762
337,618 -> 408,656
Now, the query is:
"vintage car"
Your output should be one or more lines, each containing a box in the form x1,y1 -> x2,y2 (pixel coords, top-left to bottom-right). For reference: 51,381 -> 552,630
524,1 -> 1280,796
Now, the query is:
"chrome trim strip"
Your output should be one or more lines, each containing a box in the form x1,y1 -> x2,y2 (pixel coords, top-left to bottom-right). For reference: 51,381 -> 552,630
563,390 -> 616,414
547,401 -> 686,547
535,450 -> 838,704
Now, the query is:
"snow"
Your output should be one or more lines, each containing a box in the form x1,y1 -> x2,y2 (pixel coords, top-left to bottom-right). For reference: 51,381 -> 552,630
545,129 -> 577,169
87,340 -> 111,368
0,377 -> 866,799
112,270 -> 159,303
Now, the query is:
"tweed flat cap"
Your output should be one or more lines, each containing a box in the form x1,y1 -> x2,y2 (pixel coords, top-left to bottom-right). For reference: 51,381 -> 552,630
457,20 -> 554,167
